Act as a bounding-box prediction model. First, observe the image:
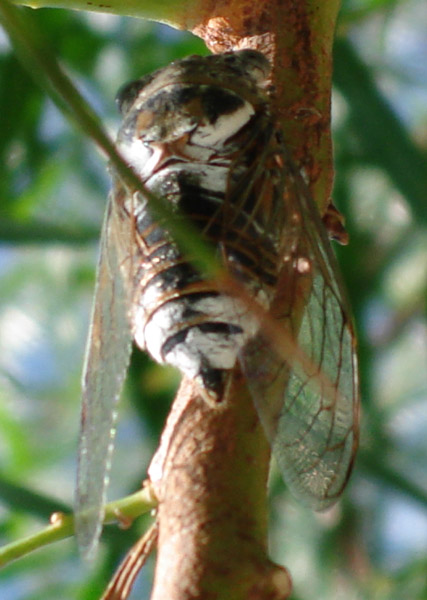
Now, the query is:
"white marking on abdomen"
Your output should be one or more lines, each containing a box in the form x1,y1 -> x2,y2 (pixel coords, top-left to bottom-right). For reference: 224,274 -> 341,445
134,293 -> 259,378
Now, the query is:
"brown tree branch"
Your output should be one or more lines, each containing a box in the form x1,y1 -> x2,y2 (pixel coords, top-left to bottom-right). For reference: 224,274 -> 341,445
104,2 -> 341,598
145,3 -> 341,598
149,377 -> 291,599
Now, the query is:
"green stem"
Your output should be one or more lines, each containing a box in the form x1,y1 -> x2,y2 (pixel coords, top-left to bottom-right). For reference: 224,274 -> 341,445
9,0 -> 201,28
0,486 -> 157,567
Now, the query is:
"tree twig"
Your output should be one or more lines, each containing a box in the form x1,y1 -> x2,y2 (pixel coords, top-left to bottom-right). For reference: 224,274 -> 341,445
0,486 -> 157,568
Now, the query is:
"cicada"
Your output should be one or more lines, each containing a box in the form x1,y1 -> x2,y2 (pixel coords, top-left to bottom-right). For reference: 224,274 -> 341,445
75,49 -> 359,558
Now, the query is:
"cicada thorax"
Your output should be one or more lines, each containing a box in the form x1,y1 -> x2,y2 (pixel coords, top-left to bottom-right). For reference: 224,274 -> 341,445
114,50 -> 286,399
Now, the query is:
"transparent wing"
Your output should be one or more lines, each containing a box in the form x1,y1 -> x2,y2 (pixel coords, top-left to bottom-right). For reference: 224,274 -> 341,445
75,187 -> 134,558
242,164 -> 360,510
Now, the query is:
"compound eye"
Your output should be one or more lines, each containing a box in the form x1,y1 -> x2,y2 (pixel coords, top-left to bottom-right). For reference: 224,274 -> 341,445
235,49 -> 271,82
116,77 -> 150,115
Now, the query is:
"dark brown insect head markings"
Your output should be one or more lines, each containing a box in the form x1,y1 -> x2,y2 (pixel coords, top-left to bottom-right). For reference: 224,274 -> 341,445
75,49 -> 359,557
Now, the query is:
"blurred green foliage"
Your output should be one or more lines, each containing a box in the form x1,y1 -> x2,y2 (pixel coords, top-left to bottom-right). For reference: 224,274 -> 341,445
0,1 -> 426,598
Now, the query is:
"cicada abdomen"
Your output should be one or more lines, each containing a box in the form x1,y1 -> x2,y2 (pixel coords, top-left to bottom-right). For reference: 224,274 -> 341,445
114,50 -> 285,400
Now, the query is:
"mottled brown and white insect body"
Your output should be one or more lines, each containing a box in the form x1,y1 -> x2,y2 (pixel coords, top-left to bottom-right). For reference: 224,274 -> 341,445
115,51 -> 284,399
76,50 -> 359,559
